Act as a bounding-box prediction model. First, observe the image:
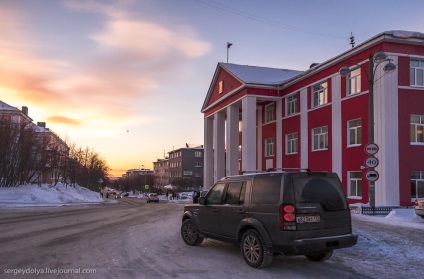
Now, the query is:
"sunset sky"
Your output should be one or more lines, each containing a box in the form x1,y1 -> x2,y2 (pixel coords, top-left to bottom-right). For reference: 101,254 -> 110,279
1,0 -> 423,177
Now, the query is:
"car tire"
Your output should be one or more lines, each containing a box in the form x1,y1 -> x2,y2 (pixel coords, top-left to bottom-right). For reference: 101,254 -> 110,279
241,229 -> 273,268
305,250 -> 333,262
181,219 -> 204,246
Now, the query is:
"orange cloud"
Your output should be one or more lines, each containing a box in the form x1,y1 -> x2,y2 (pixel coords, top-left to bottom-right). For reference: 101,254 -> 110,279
46,116 -> 84,126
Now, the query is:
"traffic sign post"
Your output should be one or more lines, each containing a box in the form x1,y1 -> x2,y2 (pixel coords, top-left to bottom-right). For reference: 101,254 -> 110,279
364,143 -> 379,155
364,157 -> 379,168
365,170 -> 379,182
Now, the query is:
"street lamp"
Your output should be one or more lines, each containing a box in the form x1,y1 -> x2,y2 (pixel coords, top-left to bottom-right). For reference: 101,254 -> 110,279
141,164 -> 147,191
339,51 -> 396,209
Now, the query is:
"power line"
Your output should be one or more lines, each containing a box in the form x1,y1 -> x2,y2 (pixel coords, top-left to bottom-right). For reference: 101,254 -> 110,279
195,0 -> 347,40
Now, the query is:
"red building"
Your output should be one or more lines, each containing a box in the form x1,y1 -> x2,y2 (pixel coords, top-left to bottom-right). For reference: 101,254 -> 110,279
202,31 -> 424,207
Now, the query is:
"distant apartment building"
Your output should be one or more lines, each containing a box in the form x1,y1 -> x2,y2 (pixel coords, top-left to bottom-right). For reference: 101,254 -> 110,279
153,158 -> 169,187
125,169 -> 153,178
168,146 -> 204,191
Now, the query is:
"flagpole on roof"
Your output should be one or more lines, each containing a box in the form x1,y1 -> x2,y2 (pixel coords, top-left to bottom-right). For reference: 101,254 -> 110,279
227,42 -> 233,63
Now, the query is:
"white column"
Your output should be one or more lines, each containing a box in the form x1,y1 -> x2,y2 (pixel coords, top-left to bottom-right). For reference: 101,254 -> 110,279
276,99 -> 283,169
332,75 -> 342,181
374,56 -> 399,206
300,88 -> 309,169
226,105 -> 239,176
213,111 -> 226,182
203,116 -> 214,190
257,106 -> 263,171
242,96 -> 257,172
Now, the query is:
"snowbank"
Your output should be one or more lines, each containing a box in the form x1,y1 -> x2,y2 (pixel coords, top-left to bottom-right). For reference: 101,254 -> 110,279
0,183 -> 115,207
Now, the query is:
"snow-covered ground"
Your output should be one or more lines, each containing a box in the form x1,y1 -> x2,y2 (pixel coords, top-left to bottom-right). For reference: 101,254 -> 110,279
0,184 -> 422,227
0,183 -> 117,207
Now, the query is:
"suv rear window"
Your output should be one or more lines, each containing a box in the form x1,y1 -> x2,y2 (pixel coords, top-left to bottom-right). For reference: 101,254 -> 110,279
292,176 -> 347,211
251,174 -> 282,204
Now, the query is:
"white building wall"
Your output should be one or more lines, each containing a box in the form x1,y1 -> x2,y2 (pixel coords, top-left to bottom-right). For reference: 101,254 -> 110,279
300,88 -> 309,169
242,96 -> 257,172
332,75 -> 343,181
226,105 -> 239,176
213,111 -> 226,182
374,56 -> 400,206
203,116 -> 214,189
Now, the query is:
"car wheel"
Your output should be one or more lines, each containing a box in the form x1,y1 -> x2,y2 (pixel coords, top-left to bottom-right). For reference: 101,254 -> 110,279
181,219 -> 203,246
305,250 -> 333,262
241,229 -> 273,268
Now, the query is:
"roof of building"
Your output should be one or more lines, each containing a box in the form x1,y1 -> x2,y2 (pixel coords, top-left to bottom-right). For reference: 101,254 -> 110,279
220,63 -> 303,86
0,100 -> 19,111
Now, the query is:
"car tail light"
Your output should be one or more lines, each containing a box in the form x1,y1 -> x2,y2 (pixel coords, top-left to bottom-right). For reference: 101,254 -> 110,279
280,204 -> 296,231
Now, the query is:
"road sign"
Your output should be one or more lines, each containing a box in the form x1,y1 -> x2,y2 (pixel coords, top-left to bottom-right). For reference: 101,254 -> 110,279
145,185 -> 149,190
365,170 -> 379,182
364,157 -> 379,168
364,143 -> 379,155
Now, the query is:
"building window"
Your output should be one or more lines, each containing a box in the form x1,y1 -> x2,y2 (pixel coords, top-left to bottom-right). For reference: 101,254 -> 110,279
219,80 -> 224,93
411,171 -> 424,200
312,126 -> 328,151
286,133 -> 298,154
265,138 -> 275,157
265,103 -> 275,123
410,59 -> 424,86
348,119 -> 362,146
195,151 -> 202,157
348,67 -> 361,95
286,94 -> 297,116
411,115 -> 424,144
312,81 -> 328,108
348,172 -> 362,198
195,161 -> 202,167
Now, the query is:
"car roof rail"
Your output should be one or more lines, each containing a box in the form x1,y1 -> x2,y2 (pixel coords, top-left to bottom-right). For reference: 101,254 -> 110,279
240,170 -> 266,174
266,168 -> 311,172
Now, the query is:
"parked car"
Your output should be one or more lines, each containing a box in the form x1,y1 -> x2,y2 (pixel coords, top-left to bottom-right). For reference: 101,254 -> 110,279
124,192 -> 130,197
414,198 -> 424,218
147,193 -> 159,203
180,170 -> 358,268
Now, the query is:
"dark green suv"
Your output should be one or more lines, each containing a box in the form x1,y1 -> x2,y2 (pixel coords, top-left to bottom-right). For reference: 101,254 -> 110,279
180,170 -> 358,268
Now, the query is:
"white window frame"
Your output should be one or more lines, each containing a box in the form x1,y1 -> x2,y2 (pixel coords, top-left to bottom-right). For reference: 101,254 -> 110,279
348,119 -> 362,147
410,59 -> 424,87
411,171 -> 424,200
411,115 -> 424,144
286,132 -> 298,154
312,81 -> 328,108
195,151 -> 202,157
286,94 -> 297,116
195,161 -> 202,167
348,171 -> 362,199
265,103 -> 275,123
312,126 -> 328,151
348,67 -> 361,95
265,138 -> 275,157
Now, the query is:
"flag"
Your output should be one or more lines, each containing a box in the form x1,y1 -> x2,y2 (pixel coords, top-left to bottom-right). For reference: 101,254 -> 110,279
227,42 -> 233,49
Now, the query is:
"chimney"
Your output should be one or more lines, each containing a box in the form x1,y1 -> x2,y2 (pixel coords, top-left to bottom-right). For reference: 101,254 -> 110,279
22,106 -> 28,115
37,122 -> 46,128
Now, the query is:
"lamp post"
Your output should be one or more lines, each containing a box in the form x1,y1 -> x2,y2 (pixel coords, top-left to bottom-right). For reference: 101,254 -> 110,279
339,52 -> 396,208
141,164 -> 147,191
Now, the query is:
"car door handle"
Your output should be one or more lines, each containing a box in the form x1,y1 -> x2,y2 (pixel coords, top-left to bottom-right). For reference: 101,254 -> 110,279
237,209 -> 246,214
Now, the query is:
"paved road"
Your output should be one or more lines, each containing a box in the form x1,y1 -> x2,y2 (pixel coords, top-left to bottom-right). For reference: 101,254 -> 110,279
0,198 -> 422,279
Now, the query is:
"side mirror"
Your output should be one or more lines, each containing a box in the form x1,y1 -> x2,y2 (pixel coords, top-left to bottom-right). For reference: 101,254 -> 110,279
199,197 -> 206,205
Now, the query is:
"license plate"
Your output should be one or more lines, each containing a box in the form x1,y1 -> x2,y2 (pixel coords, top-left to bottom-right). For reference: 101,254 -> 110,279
296,215 -> 320,223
